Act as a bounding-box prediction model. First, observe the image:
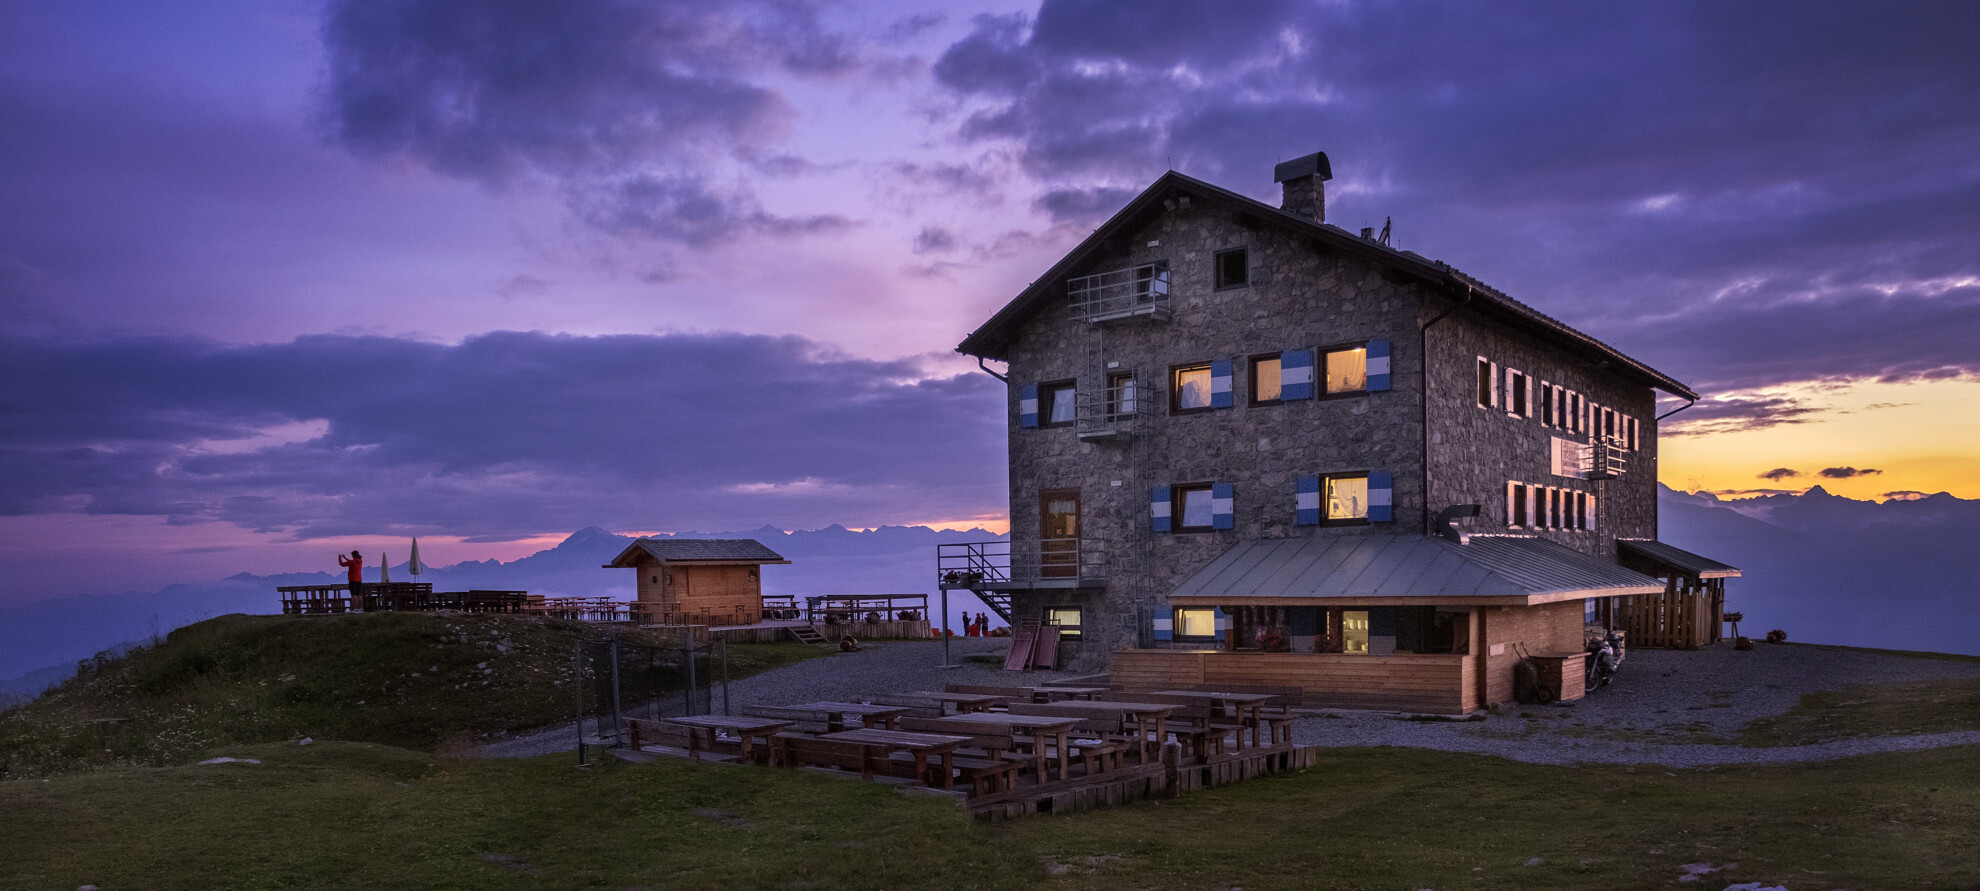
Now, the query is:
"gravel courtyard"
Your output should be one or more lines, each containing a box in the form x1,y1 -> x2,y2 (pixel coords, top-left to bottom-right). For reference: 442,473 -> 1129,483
486,638 -> 1980,766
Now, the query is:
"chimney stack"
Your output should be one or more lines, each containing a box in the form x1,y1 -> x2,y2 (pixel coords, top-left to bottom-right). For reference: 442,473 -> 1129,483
1273,151 -> 1332,223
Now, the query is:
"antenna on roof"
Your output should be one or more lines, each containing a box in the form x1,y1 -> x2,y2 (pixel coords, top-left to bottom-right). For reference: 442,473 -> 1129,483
1378,216 -> 1392,246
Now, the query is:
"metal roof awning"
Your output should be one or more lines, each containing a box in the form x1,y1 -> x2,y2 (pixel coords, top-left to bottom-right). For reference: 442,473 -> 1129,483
1168,534 -> 1666,607
1617,539 -> 1742,579
604,538 -> 791,568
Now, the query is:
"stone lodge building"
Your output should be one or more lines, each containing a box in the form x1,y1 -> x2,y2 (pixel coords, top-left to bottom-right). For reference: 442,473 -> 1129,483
939,152 -> 1738,712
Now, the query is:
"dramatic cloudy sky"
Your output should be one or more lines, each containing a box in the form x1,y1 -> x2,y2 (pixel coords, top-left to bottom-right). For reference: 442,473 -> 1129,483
3,0 -> 1977,604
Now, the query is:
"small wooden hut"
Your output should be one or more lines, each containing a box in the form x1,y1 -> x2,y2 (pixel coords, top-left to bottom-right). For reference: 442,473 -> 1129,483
604,539 -> 789,627
1615,539 -> 1742,649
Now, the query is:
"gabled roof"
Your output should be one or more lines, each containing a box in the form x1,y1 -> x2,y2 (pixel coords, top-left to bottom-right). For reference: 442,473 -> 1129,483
958,170 -> 1698,400
604,538 -> 790,568
1167,533 -> 1665,607
1618,539 -> 1742,579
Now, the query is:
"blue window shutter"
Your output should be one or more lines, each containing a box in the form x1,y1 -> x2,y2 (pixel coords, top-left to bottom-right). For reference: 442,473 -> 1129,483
1366,340 -> 1391,391
1211,482 -> 1235,530
1019,383 -> 1039,428
1296,474 -> 1320,525
1153,615 -> 1173,641
1280,349 -> 1314,400
1210,360 -> 1233,408
1213,607 -> 1230,634
1368,469 -> 1394,523
1150,485 -> 1171,533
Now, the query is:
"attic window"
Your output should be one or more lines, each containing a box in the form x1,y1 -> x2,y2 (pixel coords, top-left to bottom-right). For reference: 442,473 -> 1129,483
1215,248 -> 1248,289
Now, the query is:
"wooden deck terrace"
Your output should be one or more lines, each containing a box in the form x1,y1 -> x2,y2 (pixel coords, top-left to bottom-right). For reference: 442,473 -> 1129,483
276,583 -> 530,616
615,683 -> 1312,820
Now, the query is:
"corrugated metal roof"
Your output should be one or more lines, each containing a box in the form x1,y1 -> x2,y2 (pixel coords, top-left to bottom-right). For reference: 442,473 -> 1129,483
605,538 -> 789,567
956,170 -> 1697,399
1618,539 -> 1742,578
1168,534 -> 1665,604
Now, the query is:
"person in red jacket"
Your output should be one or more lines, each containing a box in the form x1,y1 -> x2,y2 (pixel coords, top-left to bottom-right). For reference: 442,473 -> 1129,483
337,550 -> 364,607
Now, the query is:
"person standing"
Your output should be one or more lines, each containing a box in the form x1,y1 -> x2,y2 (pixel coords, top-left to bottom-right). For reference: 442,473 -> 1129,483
337,550 -> 364,609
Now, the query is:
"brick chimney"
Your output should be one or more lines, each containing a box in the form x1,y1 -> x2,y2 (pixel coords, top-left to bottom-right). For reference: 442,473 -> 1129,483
1273,151 -> 1332,223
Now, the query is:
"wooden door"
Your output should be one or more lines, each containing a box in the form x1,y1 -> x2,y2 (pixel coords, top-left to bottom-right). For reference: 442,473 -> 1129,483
1039,490 -> 1080,579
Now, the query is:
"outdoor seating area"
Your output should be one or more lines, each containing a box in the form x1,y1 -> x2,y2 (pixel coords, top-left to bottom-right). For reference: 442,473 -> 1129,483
276,583 -> 530,615
619,681 -> 1316,819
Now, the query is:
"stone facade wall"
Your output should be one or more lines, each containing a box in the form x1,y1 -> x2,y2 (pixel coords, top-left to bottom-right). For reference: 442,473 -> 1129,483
1002,200 -> 1425,669
1420,302 -> 1660,556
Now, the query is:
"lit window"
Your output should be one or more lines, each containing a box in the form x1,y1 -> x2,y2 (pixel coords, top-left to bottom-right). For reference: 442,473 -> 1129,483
1173,483 -> 1215,531
1174,608 -> 1217,639
1045,606 -> 1083,640
1325,345 -> 1368,394
1326,475 -> 1368,523
1042,380 -> 1075,427
1172,363 -> 1214,412
1215,248 -> 1248,288
1342,610 -> 1370,654
1251,353 -> 1283,404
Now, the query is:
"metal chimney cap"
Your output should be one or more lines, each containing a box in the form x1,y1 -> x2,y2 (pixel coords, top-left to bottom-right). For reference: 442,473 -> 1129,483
1274,151 -> 1333,183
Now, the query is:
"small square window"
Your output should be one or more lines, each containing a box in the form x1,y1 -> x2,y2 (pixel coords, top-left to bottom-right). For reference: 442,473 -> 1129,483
1174,608 -> 1217,639
1173,483 -> 1215,532
1324,344 -> 1368,394
1171,363 -> 1214,413
1250,353 -> 1283,404
1215,248 -> 1248,289
1045,606 -> 1083,640
1324,474 -> 1369,523
1040,380 -> 1075,427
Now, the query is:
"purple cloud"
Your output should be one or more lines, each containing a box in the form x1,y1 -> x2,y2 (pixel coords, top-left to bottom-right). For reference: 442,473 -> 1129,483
1759,468 -> 1801,481
0,331 -> 1008,539
1819,467 -> 1882,479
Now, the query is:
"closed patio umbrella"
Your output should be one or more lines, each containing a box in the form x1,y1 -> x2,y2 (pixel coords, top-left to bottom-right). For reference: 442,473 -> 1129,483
409,537 -> 423,582
379,552 -> 390,584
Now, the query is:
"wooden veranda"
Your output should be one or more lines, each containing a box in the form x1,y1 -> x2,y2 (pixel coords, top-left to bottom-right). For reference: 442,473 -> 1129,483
1616,539 -> 1742,649
277,583 -> 530,616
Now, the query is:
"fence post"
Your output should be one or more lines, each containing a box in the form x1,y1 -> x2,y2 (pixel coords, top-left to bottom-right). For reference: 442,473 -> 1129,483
573,633 -> 586,766
720,636 -> 730,716
683,638 -> 698,716
609,636 -> 624,748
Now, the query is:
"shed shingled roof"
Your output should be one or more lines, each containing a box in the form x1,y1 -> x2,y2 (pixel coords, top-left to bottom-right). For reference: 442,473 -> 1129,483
957,170 -> 1697,400
604,538 -> 789,568
1167,534 -> 1665,606
1618,539 -> 1742,578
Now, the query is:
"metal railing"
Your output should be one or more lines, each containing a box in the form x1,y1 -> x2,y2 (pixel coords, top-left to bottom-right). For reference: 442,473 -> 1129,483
1580,438 -> 1628,479
1074,377 -> 1140,439
1067,263 -> 1171,323
937,538 -> 1108,588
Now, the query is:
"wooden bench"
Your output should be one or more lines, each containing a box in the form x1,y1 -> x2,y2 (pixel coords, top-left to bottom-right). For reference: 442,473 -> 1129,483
1000,705 -> 1134,775
773,733 -> 911,780
861,694 -> 948,718
740,706 -> 833,735
1106,695 -> 1237,761
1191,686 -> 1301,747
626,718 -> 740,762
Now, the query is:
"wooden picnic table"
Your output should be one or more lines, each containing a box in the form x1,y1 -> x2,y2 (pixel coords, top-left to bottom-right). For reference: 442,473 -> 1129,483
1008,699 -> 1175,762
903,690 -> 1008,713
1023,685 -> 1112,701
924,712 -> 1081,784
818,728 -> 973,788
778,701 -> 910,732
1147,690 -> 1285,748
665,715 -> 792,763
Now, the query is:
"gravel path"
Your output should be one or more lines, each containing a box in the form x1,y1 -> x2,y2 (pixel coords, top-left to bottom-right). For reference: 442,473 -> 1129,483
485,640 -> 1980,766
1290,643 -> 1980,766
482,637 -> 1090,758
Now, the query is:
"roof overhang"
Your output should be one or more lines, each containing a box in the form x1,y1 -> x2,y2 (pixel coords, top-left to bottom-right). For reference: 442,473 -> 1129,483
1165,534 -> 1666,606
1617,539 -> 1742,579
957,171 -> 1698,401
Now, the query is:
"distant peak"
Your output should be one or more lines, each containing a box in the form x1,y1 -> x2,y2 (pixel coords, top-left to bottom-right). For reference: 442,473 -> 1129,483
752,523 -> 787,537
559,526 -> 624,547
1801,485 -> 1833,498
820,523 -> 850,533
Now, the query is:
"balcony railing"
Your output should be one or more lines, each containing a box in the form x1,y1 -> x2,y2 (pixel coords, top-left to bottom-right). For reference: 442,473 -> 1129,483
1074,377 -> 1140,441
1579,438 -> 1628,479
1068,263 -> 1171,324
937,538 -> 1107,590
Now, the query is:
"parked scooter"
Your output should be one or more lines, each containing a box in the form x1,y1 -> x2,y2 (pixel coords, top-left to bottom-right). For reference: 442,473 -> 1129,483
1584,628 -> 1626,694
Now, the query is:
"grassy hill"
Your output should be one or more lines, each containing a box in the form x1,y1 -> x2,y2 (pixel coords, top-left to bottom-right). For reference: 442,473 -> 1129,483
0,612 -> 823,778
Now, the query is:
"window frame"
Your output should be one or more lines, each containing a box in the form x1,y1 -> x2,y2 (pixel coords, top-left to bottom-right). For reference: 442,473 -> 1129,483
1248,352 -> 1285,406
1171,482 -> 1216,533
1509,481 -> 1529,528
1214,247 -> 1249,290
1044,606 -> 1084,641
1319,341 -> 1371,397
1039,379 -> 1076,428
1319,472 -> 1372,526
1106,371 -> 1138,419
1170,362 -> 1216,415
1172,607 -> 1219,641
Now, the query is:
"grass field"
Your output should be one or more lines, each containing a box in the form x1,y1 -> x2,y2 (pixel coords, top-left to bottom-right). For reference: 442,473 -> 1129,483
2,739 -> 1975,890
0,612 -> 827,778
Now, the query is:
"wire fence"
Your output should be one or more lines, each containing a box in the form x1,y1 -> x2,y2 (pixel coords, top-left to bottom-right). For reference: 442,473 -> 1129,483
569,630 -> 732,764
